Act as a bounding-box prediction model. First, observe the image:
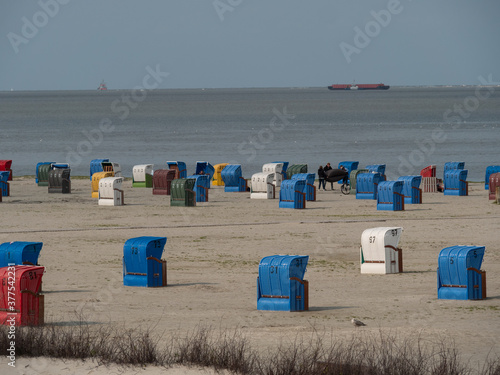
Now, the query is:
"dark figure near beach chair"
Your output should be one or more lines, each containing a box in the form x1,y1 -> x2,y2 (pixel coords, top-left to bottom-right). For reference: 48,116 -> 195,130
324,163 -> 334,190
318,166 -> 326,191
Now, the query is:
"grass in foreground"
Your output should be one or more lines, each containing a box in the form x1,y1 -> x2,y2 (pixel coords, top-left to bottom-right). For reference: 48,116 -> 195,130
1,320 -> 499,375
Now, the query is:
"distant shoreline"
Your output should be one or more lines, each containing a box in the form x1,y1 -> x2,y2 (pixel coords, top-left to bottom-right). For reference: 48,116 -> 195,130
2,85 -> 500,93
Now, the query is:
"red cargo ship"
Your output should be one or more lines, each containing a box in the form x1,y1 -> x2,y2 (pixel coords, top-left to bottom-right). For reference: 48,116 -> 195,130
328,83 -> 390,90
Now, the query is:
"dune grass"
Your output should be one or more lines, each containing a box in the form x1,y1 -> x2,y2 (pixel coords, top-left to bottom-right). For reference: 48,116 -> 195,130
1,319 -> 499,374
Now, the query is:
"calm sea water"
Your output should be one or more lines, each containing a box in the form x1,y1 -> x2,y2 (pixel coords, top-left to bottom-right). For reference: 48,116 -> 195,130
0,86 -> 499,181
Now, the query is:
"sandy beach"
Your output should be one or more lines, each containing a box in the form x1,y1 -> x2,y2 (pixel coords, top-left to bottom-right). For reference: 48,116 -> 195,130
1,176 -> 499,374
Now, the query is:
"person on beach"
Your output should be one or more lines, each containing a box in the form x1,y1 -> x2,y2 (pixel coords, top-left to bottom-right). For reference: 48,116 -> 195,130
339,164 -> 348,185
318,166 -> 326,191
324,162 -> 334,190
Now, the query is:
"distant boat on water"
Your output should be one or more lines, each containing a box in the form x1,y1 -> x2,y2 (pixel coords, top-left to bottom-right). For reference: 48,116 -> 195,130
328,83 -> 390,90
97,80 -> 108,91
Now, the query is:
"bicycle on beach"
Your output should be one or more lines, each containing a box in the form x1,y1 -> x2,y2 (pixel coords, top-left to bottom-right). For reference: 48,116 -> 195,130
340,180 -> 351,195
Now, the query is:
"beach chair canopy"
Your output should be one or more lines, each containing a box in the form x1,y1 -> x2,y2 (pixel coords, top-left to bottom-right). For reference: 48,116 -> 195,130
170,178 -> 196,206
397,176 -> 422,204
187,174 -> 210,202
360,227 -> 403,274
420,165 -> 436,178
443,162 -> 465,179
123,236 -> 167,287
48,168 -> 71,193
0,172 -> 10,197
262,163 -> 283,174
438,246 -> 485,300
221,164 -> 246,192
133,164 -> 153,182
0,241 -> 43,267
366,164 -> 386,175
153,169 -> 177,195
443,169 -> 468,196
102,161 -> 122,177
252,172 -> 274,192
0,265 -> 44,326
485,166 -> 500,190
279,179 -> 306,209
99,177 -> 123,197
356,172 -> 382,199
0,160 -> 12,180
212,163 -> 229,186
90,159 -> 109,180
286,164 -> 307,179
377,180 -> 404,211
36,162 -> 55,184
488,173 -> 500,200
166,161 -> 187,179
195,161 -> 215,180
273,161 -> 289,173
257,255 -> 309,311
338,161 -> 359,173
98,177 -> 124,206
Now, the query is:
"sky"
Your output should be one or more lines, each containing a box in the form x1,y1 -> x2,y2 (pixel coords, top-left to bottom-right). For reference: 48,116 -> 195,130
1,0 -> 499,90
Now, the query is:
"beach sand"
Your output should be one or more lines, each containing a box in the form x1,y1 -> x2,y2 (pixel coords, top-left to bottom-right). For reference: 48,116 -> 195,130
1,177 -> 499,374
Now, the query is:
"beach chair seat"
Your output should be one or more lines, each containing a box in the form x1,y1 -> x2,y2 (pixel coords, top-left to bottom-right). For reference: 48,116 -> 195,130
0,172 -> 10,197
257,255 -> 309,311
262,163 -> 284,187
98,177 -> 124,206
166,161 -> 187,179
48,168 -> 71,194
170,178 -> 196,206
438,246 -> 486,300
123,237 -> 167,287
488,173 -> 500,200
360,227 -> 403,274
132,164 -> 154,187
356,172 -> 382,200
36,162 -> 55,186
195,161 -> 215,184
187,174 -> 210,202
338,161 -> 358,184
102,161 -> 121,177
349,169 -> 368,190
212,163 -> 228,186
91,171 -> 113,198
153,169 -> 176,195
485,166 -> 500,190
0,265 -> 45,326
90,159 -> 110,180
273,161 -> 289,181
377,181 -> 404,211
397,176 -> 422,204
291,173 -> 316,201
221,165 -> 247,192
443,170 -> 468,196
0,160 -> 12,181
279,179 -> 306,209
251,172 -> 275,199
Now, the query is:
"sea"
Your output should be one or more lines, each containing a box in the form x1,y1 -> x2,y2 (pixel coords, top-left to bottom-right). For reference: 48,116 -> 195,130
1,86 -> 499,181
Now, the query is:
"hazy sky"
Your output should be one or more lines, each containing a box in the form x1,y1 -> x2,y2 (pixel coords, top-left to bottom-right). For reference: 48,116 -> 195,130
1,0 -> 499,90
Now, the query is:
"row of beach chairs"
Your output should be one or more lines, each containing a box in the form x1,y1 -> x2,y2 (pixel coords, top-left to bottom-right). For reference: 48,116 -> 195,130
2,160 -> 500,207
0,230 -> 487,325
